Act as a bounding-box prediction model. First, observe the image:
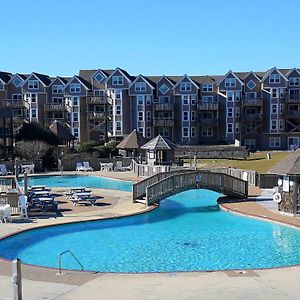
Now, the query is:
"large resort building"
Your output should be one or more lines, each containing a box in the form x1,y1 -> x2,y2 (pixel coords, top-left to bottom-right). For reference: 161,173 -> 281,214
0,67 -> 300,150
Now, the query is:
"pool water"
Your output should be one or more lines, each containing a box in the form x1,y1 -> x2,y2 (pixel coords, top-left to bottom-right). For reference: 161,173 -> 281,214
19,175 -> 132,192
1,189 -> 300,272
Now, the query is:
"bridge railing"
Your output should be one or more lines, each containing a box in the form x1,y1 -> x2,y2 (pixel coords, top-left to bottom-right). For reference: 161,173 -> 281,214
146,171 -> 248,206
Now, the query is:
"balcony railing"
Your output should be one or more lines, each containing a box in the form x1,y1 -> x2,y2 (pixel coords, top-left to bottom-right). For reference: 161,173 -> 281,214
242,98 -> 263,106
197,103 -> 219,110
198,118 -> 218,126
88,112 -> 105,120
86,96 -> 111,105
243,113 -> 262,122
153,118 -> 174,127
153,103 -> 174,111
2,99 -> 25,108
45,103 -> 66,111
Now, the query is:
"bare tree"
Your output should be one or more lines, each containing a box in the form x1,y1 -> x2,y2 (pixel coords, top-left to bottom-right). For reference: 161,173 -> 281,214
15,141 -> 50,161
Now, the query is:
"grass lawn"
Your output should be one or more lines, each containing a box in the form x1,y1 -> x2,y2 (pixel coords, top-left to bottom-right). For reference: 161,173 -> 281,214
189,151 -> 291,173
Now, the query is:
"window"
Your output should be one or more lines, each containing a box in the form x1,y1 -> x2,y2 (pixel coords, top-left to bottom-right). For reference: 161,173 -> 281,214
202,96 -> 214,102
269,137 -> 281,148
191,95 -> 196,105
31,94 -> 37,103
159,84 -> 169,94
269,74 -> 280,83
73,128 -> 79,138
182,127 -> 189,137
159,127 -> 170,137
116,121 -> 122,131
227,91 -> 233,101
245,92 -> 257,99
246,123 -> 256,133
116,105 -> 121,115
180,82 -> 192,91
28,80 -> 39,89
191,111 -> 196,121
137,95 -> 144,105
52,85 -> 64,94
227,123 -> 233,133
146,127 -> 151,138
235,107 -> 240,118
12,76 -> 22,87
280,103 -> 284,114
235,123 -> 240,133
279,88 -> 285,98
146,96 -> 151,105
135,82 -> 146,92
70,83 -> 81,93
272,88 -> 278,98
246,80 -> 256,90
202,83 -> 213,92
289,77 -> 300,86
183,111 -> 189,121
227,107 -> 233,117
202,127 -> 213,136
94,90 -> 104,96
115,89 -> 122,99
225,78 -> 236,87
31,109 -> 37,118
12,94 -> 22,100
94,72 -> 104,82
182,95 -> 189,105
73,97 -> 79,106
138,127 -> 144,134
112,76 -> 123,85
191,127 -> 196,137
73,112 -> 79,122
271,104 -> 278,114
279,119 -> 284,131
244,139 -> 256,150
270,120 -> 278,130
159,96 -> 170,103
146,111 -> 151,122
138,111 -> 144,121
52,97 -> 63,104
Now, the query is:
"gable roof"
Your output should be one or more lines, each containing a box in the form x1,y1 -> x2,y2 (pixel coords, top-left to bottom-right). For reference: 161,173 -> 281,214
156,75 -> 176,86
130,74 -> 155,90
22,72 -> 51,87
285,68 -> 300,78
116,129 -> 146,149
261,67 -> 288,82
49,76 -> 68,86
216,70 -> 244,86
241,71 -> 262,82
173,74 -> 199,89
49,121 -> 76,141
105,67 -> 134,83
0,71 -> 12,84
64,75 -> 92,90
8,73 -> 28,85
141,135 -> 176,150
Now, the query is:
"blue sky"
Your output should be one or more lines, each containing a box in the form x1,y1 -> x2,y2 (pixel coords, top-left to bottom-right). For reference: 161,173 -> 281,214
1,0 -> 300,76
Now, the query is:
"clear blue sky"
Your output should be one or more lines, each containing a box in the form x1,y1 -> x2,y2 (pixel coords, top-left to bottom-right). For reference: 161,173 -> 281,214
1,0 -> 300,77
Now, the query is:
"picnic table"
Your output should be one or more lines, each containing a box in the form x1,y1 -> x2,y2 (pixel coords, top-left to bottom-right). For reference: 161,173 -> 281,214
30,185 -> 47,191
100,163 -> 114,171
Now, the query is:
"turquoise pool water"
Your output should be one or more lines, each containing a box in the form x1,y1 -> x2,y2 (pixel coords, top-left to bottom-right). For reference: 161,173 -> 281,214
1,189 -> 300,272
19,175 -> 132,192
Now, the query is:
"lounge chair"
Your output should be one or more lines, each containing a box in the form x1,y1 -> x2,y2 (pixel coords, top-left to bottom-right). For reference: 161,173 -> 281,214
0,164 -> 13,176
76,162 -> 84,172
0,204 -> 12,223
82,162 -> 93,172
114,161 -> 128,172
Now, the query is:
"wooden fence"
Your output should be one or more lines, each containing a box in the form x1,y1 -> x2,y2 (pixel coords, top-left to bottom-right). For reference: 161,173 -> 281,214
145,171 -> 248,206
131,159 -> 172,177
257,173 -> 280,188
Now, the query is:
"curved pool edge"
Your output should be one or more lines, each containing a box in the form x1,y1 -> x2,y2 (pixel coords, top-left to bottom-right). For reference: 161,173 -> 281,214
2,194 -> 300,276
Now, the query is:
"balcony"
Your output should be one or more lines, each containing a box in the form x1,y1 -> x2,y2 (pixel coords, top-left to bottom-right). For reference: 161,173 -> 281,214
88,112 -> 106,120
286,94 -> 300,102
286,110 -> 300,118
45,103 -> 66,111
198,118 -> 218,126
153,118 -> 174,127
197,103 -> 219,110
242,98 -> 263,107
2,99 -> 25,108
153,103 -> 174,111
13,116 -> 26,123
86,96 -> 112,105
243,113 -> 262,122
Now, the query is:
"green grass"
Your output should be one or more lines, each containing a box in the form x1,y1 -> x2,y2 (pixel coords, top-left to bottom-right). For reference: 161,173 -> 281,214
188,151 -> 290,173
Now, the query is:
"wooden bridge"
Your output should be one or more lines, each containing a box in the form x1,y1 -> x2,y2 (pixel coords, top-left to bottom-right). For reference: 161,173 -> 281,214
133,170 -> 248,206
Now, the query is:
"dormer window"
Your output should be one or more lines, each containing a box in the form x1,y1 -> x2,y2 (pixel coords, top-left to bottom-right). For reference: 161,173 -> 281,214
225,78 -> 236,87
246,80 -> 256,90
70,83 -> 81,93
269,74 -> 280,83
159,84 -> 169,94
180,82 -> 192,92
135,82 -> 146,92
52,85 -> 64,94
94,72 -> 104,82
112,76 -> 123,85
28,80 -> 39,89
202,83 -> 213,92
12,77 -> 22,87
289,77 -> 300,86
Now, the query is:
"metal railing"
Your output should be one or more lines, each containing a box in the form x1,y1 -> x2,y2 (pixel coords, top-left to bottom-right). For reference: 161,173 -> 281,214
58,250 -> 84,274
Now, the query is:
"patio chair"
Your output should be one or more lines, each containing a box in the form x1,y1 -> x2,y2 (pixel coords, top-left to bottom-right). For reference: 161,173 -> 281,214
0,204 -> 12,223
0,164 -> 13,176
82,162 -> 93,172
114,161 -> 128,172
76,162 -> 84,172
18,194 -> 28,218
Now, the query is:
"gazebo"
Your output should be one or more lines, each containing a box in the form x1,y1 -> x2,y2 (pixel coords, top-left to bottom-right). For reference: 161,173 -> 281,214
49,121 -> 76,148
116,129 -> 146,158
141,135 -> 176,165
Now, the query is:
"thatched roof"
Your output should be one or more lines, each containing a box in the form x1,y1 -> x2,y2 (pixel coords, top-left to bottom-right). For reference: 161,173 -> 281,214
116,129 -> 146,149
49,121 -> 76,141
141,135 -> 176,151
269,149 -> 300,174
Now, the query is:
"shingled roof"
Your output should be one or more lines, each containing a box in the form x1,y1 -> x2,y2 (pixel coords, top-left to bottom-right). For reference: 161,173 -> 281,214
49,121 -> 76,141
269,149 -> 300,174
141,135 -> 176,151
116,129 -> 146,149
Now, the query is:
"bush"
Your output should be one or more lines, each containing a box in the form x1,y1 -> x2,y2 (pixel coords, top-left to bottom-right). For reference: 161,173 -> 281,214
75,141 -> 102,153
15,141 -> 50,161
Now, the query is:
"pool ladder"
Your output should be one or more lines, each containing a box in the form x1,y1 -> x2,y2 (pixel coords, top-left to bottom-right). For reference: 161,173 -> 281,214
58,250 -> 84,274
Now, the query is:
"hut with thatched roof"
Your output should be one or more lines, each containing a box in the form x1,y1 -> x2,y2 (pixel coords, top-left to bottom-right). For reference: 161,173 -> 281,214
141,135 -> 176,165
49,121 -> 76,147
116,129 -> 146,158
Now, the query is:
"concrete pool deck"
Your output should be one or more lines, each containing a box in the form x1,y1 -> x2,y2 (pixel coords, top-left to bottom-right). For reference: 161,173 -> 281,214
1,171 -> 300,299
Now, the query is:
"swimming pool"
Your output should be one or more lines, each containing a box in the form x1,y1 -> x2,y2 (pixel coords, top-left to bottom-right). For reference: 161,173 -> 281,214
19,175 -> 132,192
1,189 -> 300,272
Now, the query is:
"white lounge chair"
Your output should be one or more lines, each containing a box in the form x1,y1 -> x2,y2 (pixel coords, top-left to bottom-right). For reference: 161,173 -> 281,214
82,162 -> 93,172
0,164 -> 13,176
0,204 -> 12,223
18,194 -> 28,218
76,162 -> 84,172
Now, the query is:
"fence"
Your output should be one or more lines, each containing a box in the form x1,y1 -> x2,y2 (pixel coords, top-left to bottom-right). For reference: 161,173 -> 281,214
131,159 -> 171,177
257,173 -> 280,188
0,175 -> 20,215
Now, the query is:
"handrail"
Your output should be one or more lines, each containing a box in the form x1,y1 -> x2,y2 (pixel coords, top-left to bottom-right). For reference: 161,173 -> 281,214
58,250 -> 84,274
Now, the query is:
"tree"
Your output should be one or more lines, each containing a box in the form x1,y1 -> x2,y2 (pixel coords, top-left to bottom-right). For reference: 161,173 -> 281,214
15,141 -> 50,161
